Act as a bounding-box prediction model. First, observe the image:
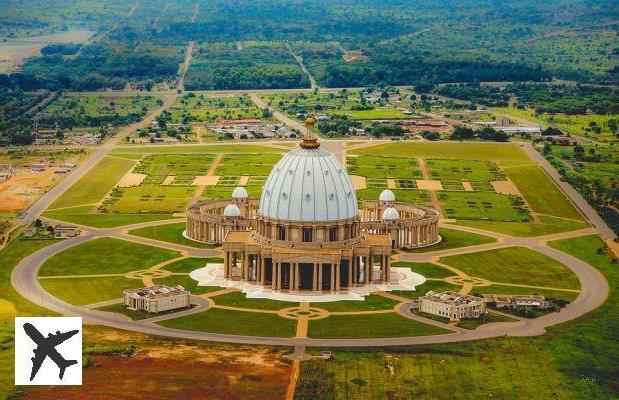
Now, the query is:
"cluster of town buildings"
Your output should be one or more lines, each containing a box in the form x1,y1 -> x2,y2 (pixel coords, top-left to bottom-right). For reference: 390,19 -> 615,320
207,118 -> 296,139
33,130 -> 105,146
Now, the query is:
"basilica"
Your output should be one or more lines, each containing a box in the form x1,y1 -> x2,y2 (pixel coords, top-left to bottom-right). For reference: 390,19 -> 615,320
186,135 -> 440,293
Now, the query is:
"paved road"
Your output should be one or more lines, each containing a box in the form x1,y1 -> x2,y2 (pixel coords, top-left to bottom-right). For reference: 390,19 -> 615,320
11,217 -> 608,347
18,93 -> 177,226
521,143 -> 616,242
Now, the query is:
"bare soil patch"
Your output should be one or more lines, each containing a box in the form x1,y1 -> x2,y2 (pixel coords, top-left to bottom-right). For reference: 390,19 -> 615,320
162,175 -> 176,186
193,176 -> 220,186
462,182 -> 474,191
491,180 -> 519,196
416,179 -> 443,191
349,175 -> 367,190
117,173 -> 147,188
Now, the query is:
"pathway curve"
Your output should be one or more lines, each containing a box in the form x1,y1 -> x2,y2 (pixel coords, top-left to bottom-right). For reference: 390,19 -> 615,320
11,215 -> 609,347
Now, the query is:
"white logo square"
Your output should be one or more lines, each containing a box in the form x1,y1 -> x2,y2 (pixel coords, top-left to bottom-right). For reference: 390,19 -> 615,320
15,317 -> 82,385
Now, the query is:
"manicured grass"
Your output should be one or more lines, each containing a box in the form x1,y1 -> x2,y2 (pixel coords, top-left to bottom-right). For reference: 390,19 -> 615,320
330,108 -> 408,120
456,215 -> 589,237
153,275 -> 221,295
39,237 -> 180,276
391,262 -> 454,279
438,191 -> 531,221
50,156 -> 135,208
96,303 -> 194,320
212,291 -> 298,310
506,164 -> 582,220
40,276 -> 138,306
425,158 -> 504,182
159,257 -> 222,273
134,154 -> 214,184
407,228 -> 496,253
352,142 -> 530,164
169,94 -> 265,122
215,153 -> 282,176
475,284 -> 579,302
392,280 -> 461,300
441,247 -> 580,289
159,308 -> 296,337
313,295 -> 399,312
103,185 -> 196,213
308,313 -> 449,338
128,223 -> 215,248
347,155 -> 422,179
297,235 -> 619,399
44,207 -> 175,228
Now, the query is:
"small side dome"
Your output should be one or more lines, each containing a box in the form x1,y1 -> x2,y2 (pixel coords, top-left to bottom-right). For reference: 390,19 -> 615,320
379,189 -> 396,202
223,204 -> 241,217
232,186 -> 248,199
382,207 -> 400,221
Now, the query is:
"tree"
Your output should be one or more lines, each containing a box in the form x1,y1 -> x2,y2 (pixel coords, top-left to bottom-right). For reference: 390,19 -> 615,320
608,119 -> 618,136
450,126 -> 475,140
421,131 -> 440,140
573,145 -> 585,160
542,127 -> 563,136
543,143 -> 552,155
34,219 -> 42,228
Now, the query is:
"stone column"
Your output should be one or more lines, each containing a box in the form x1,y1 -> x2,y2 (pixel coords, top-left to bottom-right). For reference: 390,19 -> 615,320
295,264 -> 300,291
335,263 -> 341,291
272,262 -> 278,290
277,263 -> 282,290
347,262 -> 352,288
260,256 -> 266,285
243,252 -> 248,280
318,264 -> 323,292
330,264 -> 335,292
313,264 -> 318,291
289,264 -> 295,292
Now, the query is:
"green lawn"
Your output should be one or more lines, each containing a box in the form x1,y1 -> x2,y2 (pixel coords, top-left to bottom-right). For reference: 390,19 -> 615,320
347,155 -> 422,179
407,228 -> 496,253
506,164 -> 582,220
44,205 -> 175,228
212,291 -> 298,310
356,188 -> 431,205
441,247 -> 580,289
425,159 -> 504,182
352,142 -> 530,164
215,153 -> 282,176
128,223 -> 215,248
456,215 -> 589,237
40,276 -> 138,306
153,275 -> 222,295
391,262 -> 454,279
438,191 -> 531,221
308,313 -> 449,338
49,156 -> 135,208
39,237 -> 180,276
297,234 -> 619,399
159,257 -> 221,273
159,308 -> 296,337
392,280 -> 461,300
103,185 -> 196,213
313,295 -> 399,312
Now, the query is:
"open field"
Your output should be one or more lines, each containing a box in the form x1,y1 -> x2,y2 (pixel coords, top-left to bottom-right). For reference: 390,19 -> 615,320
159,308 -> 297,337
212,291 -> 298,311
426,159 -> 505,183
44,205 -> 176,228
505,164 -> 582,220
111,144 -> 284,155
40,276 -> 137,306
351,142 -> 531,165
347,156 -> 422,180
308,313 -> 449,338
456,215 -> 590,237
313,295 -> 400,312
441,247 -> 580,289
38,237 -> 180,276
50,156 -> 135,209
438,191 -> 530,221
158,258 -> 221,273
103,185 -> 196,213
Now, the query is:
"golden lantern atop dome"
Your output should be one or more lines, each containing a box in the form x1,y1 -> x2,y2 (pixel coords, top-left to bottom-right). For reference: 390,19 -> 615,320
305,116 -> 315,126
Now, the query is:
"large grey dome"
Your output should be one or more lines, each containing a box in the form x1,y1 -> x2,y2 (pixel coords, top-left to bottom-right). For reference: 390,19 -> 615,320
259,146 -> 358,221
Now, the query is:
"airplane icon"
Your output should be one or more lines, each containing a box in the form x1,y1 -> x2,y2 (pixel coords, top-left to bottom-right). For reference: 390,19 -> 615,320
23,323 -> 79,381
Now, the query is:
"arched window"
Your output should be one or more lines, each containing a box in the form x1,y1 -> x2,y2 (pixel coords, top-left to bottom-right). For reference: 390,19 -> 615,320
278,227 -> 286,240
303,228 -> 312,242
